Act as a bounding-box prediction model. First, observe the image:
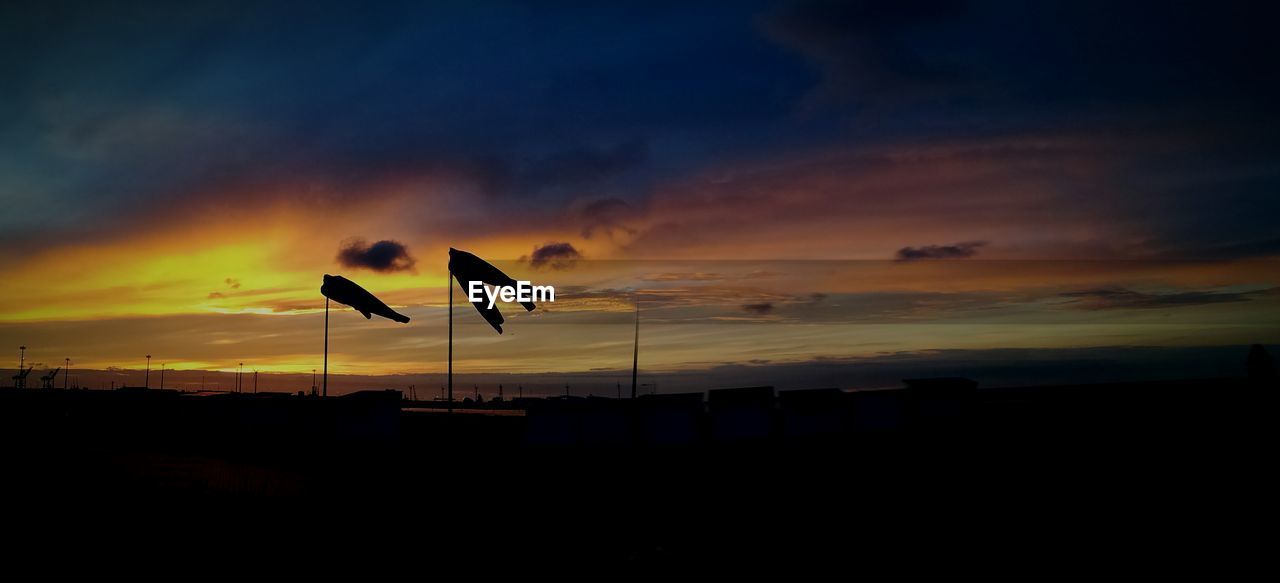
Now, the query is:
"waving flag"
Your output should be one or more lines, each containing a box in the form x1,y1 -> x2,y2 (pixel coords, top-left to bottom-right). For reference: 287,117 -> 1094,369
321,274 -> 411,323
317,273 -> 410,398
448,247 -> 534,334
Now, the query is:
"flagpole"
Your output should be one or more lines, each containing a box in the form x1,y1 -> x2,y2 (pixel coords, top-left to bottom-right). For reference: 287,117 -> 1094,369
448,270 -> 454,414
631,294 -> 639,399
323,296 -> 329,398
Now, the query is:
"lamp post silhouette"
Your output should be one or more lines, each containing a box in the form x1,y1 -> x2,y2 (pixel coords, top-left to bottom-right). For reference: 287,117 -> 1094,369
17,346 -> 26,389
64,358 -> 70,390
159,363 -> 165,390
237,362 -> 243,393
145,355 -> 151,388
253,370 -> 258,394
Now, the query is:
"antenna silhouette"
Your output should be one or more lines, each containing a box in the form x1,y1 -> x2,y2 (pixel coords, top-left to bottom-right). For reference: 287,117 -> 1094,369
145,355 -> 151,388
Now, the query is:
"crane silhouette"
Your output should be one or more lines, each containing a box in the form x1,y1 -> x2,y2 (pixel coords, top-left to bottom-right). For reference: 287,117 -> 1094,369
39,367 -> 61,389
11,366 -> 33,389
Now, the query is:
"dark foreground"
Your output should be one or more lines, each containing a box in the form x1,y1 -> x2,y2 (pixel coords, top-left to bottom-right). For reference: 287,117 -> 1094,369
1,378 -> 1271,571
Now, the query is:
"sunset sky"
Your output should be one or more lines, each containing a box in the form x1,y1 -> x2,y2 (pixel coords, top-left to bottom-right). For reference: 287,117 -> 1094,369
2,1 -> 1278,394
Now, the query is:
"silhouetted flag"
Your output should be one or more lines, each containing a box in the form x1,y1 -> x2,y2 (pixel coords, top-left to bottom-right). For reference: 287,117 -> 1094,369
320,274 -> 410,323
448,247 -> 534,334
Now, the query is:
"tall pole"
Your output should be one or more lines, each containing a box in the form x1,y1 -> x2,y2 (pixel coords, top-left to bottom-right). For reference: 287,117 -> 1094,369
448,270 -> 453,414
64,358 -> 70,390
254,370 -> 258,394
238,362 -> 243,393
159,363 -> 165,390
323,296 -> 330,398
630,295 -> 640,399
18,346 -> 25,389
145,355 -> 151,388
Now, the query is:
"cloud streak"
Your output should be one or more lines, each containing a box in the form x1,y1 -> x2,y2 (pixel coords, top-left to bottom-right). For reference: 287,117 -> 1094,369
895,241 -> 987,261
1058,287 -> 1276,311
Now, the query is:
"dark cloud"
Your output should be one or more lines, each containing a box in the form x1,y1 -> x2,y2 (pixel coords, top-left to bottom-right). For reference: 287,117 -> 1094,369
526,242 -> 583,270
460,140 -> 649,199
5,0 -> 1280,266
765,0 -> 971,105
579,198 -> 639,240
895,241 -> 986,261
1058,287 -> 1273,311
742,302 -> 775,315
0,3 -> 799,247
224,278 -> 240,289
207,292 -> 225,299
1173,236 -> 1280,260
521,140 -> 648,192
336,239 -> 417,273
